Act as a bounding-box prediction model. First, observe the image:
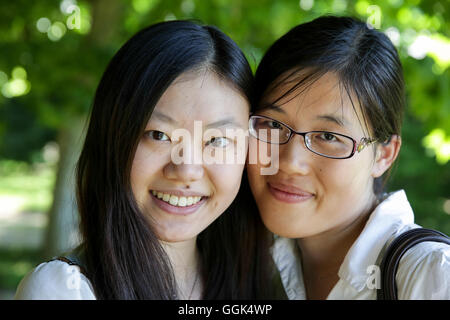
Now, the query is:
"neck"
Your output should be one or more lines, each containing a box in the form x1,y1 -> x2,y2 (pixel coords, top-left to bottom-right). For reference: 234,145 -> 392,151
160,237 -> 202,299
298,210 -> 370,269
297,197 -> 377,299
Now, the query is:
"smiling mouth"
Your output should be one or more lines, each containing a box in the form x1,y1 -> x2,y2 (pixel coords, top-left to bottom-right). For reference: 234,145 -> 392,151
267,183 -> 314,204
151,190 -> 207,207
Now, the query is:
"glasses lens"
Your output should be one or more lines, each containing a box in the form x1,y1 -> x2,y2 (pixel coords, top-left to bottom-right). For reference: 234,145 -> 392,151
306,132 -> 354,158
249,117 -> 290,144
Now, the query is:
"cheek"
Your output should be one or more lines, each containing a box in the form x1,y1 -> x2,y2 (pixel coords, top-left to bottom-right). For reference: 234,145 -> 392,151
247,162 -> 265,194
248,137 -> 274,166
130,143 -> 167,204
319,158 -> 373,201
207,163 -> 245,209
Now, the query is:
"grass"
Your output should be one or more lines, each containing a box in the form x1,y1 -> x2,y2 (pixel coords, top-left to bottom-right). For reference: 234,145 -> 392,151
0,247 -> 43,292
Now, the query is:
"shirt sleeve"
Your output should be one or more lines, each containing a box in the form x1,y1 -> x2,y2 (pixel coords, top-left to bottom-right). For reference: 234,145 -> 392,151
396,241 -> 450,300
14,260 -> 96,300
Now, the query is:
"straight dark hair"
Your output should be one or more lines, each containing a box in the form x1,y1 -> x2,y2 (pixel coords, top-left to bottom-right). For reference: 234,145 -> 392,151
254,16 -> 405,197
76,20 -> 272,299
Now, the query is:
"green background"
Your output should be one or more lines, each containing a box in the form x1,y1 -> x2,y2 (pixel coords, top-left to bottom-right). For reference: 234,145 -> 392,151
0,0 -> 449,298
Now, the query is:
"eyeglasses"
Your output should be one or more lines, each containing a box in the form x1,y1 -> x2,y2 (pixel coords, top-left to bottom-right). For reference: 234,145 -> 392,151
249,115 -> 377,159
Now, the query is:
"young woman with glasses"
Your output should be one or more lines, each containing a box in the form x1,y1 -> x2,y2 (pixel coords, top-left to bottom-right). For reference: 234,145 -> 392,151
247,16 -> 450,299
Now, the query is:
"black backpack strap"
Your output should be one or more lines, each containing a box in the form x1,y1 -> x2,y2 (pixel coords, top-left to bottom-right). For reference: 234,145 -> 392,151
377,228 -> 450,300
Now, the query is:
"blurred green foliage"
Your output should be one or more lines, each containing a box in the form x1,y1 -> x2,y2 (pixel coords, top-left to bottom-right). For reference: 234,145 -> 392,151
0,0 -> 449,239
0,248 -> 42,293
0,160 -> 56,212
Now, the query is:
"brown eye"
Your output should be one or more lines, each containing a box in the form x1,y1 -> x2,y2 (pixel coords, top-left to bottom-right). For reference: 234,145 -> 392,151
323,132 -> 337,141
145,130 -> 170,142
205,136 -> 230,148
268,120 -> 283,130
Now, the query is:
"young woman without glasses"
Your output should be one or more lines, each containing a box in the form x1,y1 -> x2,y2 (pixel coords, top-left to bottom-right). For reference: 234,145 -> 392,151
15,20 -> 273,300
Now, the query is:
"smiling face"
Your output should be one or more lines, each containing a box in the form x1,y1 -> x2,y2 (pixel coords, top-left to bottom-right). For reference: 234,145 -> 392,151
130,70 -> 249,242
247,72 -> 392,238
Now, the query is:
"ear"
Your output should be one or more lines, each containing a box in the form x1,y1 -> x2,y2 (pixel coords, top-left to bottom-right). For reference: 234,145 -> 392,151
371,135 -> 402,178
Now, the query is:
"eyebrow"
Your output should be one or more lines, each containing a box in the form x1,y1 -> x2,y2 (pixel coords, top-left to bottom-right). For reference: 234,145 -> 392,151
151,111 -> 178,125
259,104 -> 347,126
205,117 -> 244,130
258,103 -> 287,114
316,114 -> 347,127
152,111 -> 243,129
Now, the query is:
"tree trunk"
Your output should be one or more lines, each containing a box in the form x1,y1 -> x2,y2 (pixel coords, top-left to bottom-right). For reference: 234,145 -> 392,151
42,118 -> 86,259
43,0 -> 123,259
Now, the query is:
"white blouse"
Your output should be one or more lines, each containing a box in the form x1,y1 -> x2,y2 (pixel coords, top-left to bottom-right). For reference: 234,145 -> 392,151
271,190 -> 450,300
14,190 -> 450,300
14,257 -> 96,300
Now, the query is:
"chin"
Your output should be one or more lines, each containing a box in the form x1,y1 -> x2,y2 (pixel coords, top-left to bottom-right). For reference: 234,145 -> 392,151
267,225 -> 303,239
159,237 -> 191,243
259,209 -> 310,239
156,229 -> 198,243
265,222 -> 315,239
157,234 -> 195,243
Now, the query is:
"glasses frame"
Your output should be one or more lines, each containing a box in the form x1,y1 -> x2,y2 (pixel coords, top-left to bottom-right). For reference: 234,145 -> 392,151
249,115 -> 377,159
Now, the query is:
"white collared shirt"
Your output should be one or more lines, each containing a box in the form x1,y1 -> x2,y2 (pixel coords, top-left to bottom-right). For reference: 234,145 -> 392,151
271,190 -> 450,300
14,259 -> 96,300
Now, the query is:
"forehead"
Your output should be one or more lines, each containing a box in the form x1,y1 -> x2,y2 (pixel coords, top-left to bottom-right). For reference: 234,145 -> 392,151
261,71 -> 369,134
151,70 -> 249,126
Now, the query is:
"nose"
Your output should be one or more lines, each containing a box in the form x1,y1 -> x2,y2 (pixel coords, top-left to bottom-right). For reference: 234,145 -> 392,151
164,138 -> 205,182
164,162 -> 204,182
278,134 -> 311,175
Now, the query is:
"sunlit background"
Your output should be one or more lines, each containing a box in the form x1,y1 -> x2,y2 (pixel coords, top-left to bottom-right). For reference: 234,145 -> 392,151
0,0 -> 449,299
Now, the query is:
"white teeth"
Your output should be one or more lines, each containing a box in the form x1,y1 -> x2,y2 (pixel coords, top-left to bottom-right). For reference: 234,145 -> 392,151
178,197 -> 187,207
152,191 -> 204,207
169,195 -> 178,206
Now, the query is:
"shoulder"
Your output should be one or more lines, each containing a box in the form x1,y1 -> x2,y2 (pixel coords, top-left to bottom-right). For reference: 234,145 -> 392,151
14,259 -> 96,300
396,240 -> 450,299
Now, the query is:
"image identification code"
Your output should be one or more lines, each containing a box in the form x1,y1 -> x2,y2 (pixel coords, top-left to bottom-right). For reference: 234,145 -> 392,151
178,304 -> 273,317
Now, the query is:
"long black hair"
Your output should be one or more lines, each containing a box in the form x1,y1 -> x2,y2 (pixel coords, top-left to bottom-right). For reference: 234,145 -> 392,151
76,20 -> 272,299
254,16 -> 405,197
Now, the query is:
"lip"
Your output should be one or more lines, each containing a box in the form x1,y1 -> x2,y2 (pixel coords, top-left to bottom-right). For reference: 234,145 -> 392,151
151,189 -> 208,197
150,190 -> 208,216
267,182 -> 314,204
